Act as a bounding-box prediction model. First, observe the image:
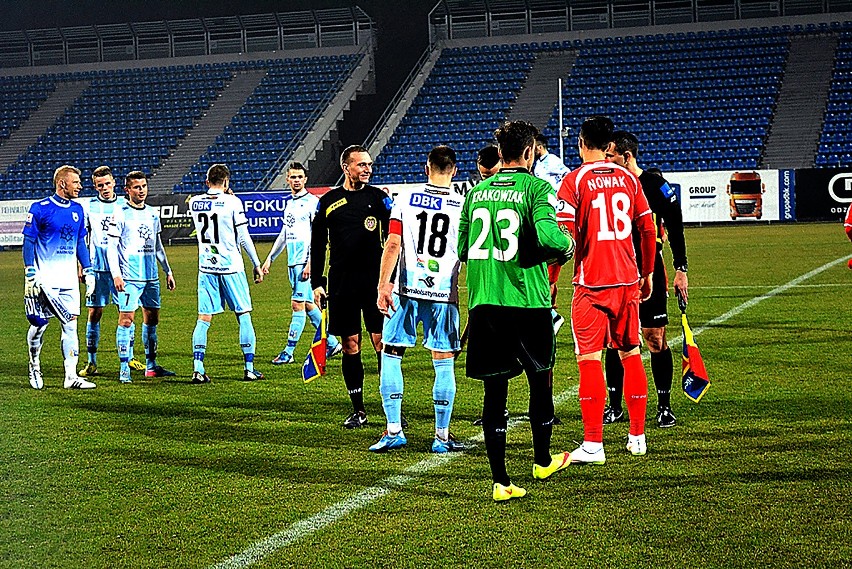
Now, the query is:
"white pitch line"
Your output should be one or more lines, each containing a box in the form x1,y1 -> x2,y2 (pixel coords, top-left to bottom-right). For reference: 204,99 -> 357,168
210,255 -> 849,569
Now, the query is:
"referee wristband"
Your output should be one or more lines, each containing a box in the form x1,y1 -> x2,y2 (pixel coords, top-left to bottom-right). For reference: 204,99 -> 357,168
675,265 -> 688,273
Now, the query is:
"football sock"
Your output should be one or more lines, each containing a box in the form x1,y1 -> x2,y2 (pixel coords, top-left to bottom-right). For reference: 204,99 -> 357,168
116,324 -> 131,372
483,378 -> 510,486
27,324 -> 47,366
142,323 -> 157,369
651,347 -> 674,409
380,352 -> 403,430
622,352 -> 649,437
86,321 -> 99,364
341,352 -> 365,413
528,368 -> 555,467
578,359 -> 607,444
129,322 -> 136,361
306,306 -> 322,328
60,319 -> 79,379
432,358 -> 456,435
605,347 -> 624,412
285,310 -> 306,355
192,319 -> 210,374
238,313 -> 256,372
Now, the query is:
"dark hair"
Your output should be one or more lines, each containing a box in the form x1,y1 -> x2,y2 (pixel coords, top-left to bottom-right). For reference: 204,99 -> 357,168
428,145 -> 457,173
288,161 -> 307,175
125,170 -> 147,187
579,115 -> 614,151
341,145 -> 369,165
534,133 -> 549,149
477,145 -> 500,169
206,164 -> 231,185
612,130 -> 640,159
92,165 -> 113,180
494,120 -> 539,163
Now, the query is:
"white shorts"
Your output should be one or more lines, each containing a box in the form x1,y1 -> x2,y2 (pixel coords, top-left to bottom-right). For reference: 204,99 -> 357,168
47,286 -> 81,319
198,271 -> 253,315
382,294 -> 460,353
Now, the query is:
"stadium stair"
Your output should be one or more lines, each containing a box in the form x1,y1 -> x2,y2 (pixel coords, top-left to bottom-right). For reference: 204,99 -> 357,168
507,50 -> 576,131
149,69 -> 267,193
763,34 -> 839,169
0,81 -> 89,175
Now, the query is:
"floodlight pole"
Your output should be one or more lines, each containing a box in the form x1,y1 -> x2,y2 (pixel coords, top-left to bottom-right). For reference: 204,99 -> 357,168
558,77 -> 564,161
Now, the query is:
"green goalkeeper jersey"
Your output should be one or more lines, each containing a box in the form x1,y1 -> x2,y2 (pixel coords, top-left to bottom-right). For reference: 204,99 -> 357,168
458,167 -> 573,309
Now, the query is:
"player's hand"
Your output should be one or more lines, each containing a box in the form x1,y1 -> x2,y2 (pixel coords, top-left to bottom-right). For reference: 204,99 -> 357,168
24,266 -> 41,298
673,269 -> 688,304
113,276 -> 126,293
253,266 -> 264,284
313,286 -> 327,308
639,275 -> 653,302
376,283 -> 395,316
301,265 -> 311,281
261,259 -> 271,275
166,273 -> 176,291
83,268 -> 96,299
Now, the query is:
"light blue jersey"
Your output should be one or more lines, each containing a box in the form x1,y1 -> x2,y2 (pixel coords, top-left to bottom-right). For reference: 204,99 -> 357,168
268,190 -> 318,267
82,196 -> 118,272
107,200 -> 162,282
22,194 -> 87,289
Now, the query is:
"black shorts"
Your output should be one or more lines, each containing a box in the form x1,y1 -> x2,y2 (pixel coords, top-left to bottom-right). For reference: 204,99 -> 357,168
327,273 -> 384,337
639,252 -> 669,328
465,305 -> 555,381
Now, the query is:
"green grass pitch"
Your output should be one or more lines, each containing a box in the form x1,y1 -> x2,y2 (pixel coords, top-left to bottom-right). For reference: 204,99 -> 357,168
1,222 -> 850,568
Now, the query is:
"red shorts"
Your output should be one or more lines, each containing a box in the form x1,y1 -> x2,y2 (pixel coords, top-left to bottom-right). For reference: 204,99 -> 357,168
570,284 -> 640,355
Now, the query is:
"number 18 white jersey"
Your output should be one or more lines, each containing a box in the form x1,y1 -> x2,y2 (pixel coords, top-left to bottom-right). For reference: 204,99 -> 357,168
188,190 -> 249,274
391,184 -> 463,304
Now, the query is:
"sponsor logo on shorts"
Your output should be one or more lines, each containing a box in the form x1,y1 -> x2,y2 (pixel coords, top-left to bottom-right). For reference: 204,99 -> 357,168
364,216 -> 377,231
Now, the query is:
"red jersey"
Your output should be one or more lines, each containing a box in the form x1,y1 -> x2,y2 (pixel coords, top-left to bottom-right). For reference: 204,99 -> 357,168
556,160 -> 655,288
845,203 -> 852,241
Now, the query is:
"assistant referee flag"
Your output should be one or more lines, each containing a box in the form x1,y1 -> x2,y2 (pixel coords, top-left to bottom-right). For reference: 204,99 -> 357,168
302,307 -> 328,383
678,291 -> 710,402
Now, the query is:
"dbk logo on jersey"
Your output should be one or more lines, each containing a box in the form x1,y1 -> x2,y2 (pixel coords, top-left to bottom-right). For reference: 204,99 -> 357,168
191,200 -> 213,211
410,193 -> 442,210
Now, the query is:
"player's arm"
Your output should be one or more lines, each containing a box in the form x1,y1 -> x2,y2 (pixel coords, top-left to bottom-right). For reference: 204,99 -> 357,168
154,234 -> 175,290
76,221 -> 95,296
654,179 -> 689,301
22,236 -> 41,297
533,186 -> 574,263
106,234 -> 125,292
377,222 -> 402,316
262,224 -> 287,274
457,201 -> 469,262
236,223 -> 263,284
310,200 -> 328,303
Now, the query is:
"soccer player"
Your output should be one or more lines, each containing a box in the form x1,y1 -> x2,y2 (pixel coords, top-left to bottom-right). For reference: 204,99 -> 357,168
311,145 -> 392,429
370,145 -> 465,454
261,162 -> 342,364
603,133 -> 689,428
79,166 -> 145,377
23,165 -> 96,389
188,164 -> 265,384
107,171 -> 175,383
556,116 -> 656,463
459,121 -> 575,502
476,144 -> 500,180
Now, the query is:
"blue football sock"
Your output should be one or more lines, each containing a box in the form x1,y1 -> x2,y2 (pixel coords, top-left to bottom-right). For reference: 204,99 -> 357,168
116,324 -> 131,371
238,312 -> 256,372
286,310 -> 306,355
129,322 -> 136,361
307,306 -> 322,328
380,352 -> 404,429
192,319 -> 210,374
433,358 -> 457,434
142,323 -> 157,369
86,321 -> 100,365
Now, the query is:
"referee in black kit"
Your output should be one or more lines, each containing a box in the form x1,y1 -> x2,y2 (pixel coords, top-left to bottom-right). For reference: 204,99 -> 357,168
311,144 -> 392,429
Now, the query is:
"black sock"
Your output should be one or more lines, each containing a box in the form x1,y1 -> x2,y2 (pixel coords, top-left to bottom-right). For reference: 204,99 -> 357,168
605,347 -> 624,412
483,379 -> 510,486
341,352 -> 365,413
651,347 -> 673,409
528,368 -> 555,467
376,349 -> 382,375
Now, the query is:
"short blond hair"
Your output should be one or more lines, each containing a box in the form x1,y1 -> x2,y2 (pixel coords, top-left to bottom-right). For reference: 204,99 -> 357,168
54,165 -> 81,187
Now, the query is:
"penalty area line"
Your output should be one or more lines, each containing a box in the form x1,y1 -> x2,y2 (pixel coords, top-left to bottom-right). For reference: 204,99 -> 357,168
210,255 -> 847,569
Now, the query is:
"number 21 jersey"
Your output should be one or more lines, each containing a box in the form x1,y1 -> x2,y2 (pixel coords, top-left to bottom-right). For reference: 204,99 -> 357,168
188,190 -> 249,274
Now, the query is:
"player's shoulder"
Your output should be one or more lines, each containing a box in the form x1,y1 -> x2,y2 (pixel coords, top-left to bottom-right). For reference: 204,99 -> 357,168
319,186 -> 346,204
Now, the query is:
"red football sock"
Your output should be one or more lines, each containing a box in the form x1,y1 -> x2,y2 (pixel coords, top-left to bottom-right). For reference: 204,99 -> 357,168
621,353 -> 649,436
578,359 -> 607,443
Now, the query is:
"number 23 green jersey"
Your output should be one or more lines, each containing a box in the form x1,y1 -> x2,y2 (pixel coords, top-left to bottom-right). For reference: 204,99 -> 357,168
458,167 -> 572,309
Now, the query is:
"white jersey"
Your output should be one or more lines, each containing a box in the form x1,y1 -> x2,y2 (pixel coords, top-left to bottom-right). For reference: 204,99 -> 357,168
82,196 -> 118,273
188,189 -> 249,274
107,200 -> 162,281
533,151 -> 570,192
391,184 -> 463,304
278,190 -> 318,266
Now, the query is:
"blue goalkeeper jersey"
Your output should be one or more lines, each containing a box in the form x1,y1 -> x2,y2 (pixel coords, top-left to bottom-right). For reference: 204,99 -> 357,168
22,194 -> 87,289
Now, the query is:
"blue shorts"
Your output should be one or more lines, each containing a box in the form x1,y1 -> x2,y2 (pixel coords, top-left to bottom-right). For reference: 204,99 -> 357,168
86,271 -> 117,308
288,264 -> 313,303
198,271 -> 253,315
382,294 -> 460,353
117,280 -> 160,313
